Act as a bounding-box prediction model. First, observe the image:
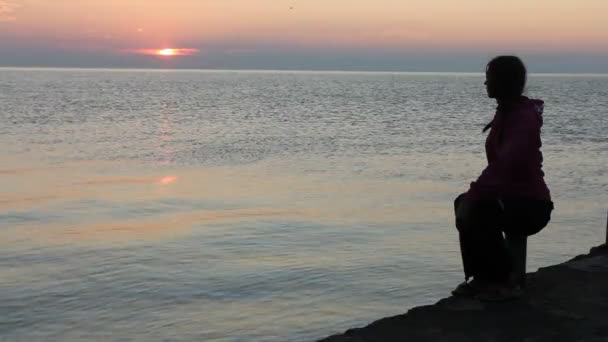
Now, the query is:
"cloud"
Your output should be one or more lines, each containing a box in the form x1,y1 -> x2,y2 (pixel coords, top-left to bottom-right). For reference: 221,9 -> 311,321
0,0 -> 21,22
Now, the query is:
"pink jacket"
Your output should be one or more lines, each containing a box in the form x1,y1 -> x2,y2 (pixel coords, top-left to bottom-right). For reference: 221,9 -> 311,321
468,96 -> 551,201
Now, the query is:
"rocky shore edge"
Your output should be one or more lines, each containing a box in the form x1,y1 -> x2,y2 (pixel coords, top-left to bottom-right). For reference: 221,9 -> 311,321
318,244 -> 608,342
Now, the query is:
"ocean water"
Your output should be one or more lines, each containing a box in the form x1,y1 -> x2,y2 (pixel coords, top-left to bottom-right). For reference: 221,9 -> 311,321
0,68 -> 606,341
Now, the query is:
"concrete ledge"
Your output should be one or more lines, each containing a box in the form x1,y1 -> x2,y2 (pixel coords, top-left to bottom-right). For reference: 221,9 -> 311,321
318,245 -> 608,342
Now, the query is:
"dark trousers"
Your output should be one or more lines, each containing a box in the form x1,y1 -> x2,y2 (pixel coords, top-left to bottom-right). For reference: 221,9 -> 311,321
454,193 -> 553,282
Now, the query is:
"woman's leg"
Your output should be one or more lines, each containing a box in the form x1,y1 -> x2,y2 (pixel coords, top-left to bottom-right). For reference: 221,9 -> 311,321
502,199 -> 554,237
455,194 -> 511,283
454,194 -> 475,281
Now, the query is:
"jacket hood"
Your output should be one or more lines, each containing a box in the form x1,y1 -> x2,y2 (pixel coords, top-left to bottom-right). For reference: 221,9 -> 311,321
517,96 -> 545,126
525,97 -> 544,115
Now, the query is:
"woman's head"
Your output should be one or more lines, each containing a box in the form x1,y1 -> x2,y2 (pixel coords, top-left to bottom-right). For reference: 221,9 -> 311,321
485,56 -> 527,100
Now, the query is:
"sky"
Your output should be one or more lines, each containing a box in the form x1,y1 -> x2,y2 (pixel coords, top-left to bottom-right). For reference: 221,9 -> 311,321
1,0 -> 608,72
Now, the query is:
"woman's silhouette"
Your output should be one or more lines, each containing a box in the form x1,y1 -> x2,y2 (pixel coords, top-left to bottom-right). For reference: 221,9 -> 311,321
453,56 -> 554,301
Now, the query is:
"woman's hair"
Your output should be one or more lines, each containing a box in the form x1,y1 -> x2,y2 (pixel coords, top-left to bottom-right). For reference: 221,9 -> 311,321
486,55 -> 527,99
483,56 -> 527,133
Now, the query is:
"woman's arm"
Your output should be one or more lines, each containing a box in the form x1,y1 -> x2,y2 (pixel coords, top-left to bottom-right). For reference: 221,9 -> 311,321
467,110 -> 541,201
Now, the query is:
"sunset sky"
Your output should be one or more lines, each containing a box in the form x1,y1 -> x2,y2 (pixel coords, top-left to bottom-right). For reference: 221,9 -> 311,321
1,0 -> 607,72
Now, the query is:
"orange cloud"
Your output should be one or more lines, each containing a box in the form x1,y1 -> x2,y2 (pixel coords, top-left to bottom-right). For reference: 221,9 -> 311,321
4,1 -> 608,56
0,0 -> 20,22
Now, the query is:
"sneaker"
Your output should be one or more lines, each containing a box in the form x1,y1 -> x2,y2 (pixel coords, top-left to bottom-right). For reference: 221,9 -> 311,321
474,284 -> 523,302
451,278 -> 486,297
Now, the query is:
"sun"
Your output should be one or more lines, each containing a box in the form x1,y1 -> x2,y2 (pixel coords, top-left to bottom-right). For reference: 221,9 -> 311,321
129,48 -> 199,57
157,49 -> 177,56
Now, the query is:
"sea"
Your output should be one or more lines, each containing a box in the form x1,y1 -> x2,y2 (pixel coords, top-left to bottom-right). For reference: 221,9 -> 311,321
1,68 -> 607,341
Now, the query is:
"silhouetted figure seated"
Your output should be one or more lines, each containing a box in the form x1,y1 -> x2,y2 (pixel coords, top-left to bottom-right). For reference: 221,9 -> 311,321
452,56 -> 554,301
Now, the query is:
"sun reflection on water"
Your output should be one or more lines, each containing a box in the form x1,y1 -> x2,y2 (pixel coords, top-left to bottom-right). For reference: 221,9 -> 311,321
159,175 -> 178,185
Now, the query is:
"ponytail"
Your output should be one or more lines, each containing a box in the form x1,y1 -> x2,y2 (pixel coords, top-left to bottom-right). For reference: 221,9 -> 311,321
482,121 -> 493,133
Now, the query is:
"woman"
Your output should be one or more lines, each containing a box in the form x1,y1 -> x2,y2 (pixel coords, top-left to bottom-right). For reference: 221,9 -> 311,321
453,56 -> 554,301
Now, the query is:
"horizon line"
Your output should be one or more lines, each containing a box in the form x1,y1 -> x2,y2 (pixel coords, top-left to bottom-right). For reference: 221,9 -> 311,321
1,66 -> 607,77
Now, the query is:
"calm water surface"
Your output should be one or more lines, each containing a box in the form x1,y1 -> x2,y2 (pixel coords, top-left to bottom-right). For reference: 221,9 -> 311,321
1,69 -> 607,341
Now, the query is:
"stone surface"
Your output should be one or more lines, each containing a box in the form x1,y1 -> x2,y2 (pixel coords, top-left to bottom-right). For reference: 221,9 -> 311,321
318,245 -> 608,342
